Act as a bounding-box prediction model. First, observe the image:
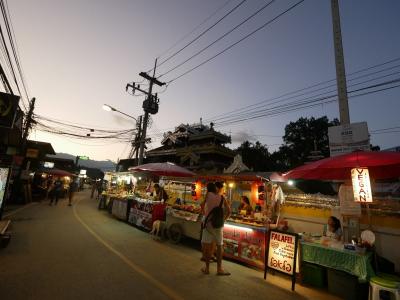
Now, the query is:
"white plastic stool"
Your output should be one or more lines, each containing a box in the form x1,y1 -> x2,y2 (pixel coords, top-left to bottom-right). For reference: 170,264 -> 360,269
369,277 -> 400,300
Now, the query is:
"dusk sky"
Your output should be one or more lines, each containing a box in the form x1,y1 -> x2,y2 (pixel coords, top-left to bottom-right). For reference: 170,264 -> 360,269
6,0 -> 400,161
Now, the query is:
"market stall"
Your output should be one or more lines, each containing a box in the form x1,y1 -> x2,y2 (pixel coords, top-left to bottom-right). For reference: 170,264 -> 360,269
282,151 -> 400,298
100,172 -> 135,221
165,173 -> 287,269
128,163 -> 196,232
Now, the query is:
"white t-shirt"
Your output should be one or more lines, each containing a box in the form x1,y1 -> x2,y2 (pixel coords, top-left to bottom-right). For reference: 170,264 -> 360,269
204,192 -> 223,218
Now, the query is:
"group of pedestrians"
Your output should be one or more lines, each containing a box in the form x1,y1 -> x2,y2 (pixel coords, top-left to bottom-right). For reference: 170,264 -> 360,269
46,177 -> 78,206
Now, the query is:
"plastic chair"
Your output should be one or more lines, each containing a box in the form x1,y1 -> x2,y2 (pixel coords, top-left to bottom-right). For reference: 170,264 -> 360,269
369,274 -> 400,300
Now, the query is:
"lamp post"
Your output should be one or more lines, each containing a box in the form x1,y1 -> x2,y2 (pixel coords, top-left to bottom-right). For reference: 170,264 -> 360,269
102,104 -> 142,165
102,104 -> 138,121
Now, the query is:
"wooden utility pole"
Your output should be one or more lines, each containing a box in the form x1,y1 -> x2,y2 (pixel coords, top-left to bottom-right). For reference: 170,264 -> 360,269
21,97 -> 35,150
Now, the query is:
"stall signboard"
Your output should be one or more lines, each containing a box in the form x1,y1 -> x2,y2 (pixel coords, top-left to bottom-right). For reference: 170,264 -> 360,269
0,167 -> 10,211
223,224 -> 266,269
328,122 -> 370,156
351,168 -> 373,203
43,161 -> 54,168
264,230 -> 299,291
26,148 -> 39,158
128,198 -> 157,230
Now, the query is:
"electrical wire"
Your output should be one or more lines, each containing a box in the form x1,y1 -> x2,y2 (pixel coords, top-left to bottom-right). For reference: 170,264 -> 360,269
165,0 -> 305,84
200,58 -> 400,124
214,79 -> 400,128
159,0 -> 276,78
1,0 -> 29,101
156,0 -> 248,70
155,0 -> 236,60
211,69 -> 400,124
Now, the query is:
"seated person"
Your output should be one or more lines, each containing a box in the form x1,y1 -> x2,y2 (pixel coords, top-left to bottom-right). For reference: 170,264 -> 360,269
238,196 -> 253,215
323,216 -> 343,241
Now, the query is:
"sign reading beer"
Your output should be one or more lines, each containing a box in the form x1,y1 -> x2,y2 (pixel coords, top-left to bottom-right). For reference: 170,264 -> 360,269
351,168 -> 373,203
264,230 -> 299,291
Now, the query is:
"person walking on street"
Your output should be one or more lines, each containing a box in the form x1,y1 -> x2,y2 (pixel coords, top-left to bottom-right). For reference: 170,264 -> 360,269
68,179 -> 78,206
90,180 -> 96,199
49,177 -> 63,205
201,181 -> 231,275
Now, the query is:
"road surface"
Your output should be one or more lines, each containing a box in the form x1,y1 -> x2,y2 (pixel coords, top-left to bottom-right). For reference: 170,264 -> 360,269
0,190 -> 339,300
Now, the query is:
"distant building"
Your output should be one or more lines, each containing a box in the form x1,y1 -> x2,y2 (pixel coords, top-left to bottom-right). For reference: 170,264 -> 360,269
146,122 -> 235,174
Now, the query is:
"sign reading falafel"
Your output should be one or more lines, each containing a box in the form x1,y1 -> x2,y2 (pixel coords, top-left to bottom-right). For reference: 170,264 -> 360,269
267,231 -> 297,275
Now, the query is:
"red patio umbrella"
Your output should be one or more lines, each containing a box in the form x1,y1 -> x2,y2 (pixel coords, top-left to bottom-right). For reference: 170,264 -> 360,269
128,162 -> 196,178
283,151 -> 400,181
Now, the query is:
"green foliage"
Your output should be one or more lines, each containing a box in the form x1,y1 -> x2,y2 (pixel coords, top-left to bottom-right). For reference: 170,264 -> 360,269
234,116 -> 341,172
236,141 -> 271,171
279,116 -> 340,169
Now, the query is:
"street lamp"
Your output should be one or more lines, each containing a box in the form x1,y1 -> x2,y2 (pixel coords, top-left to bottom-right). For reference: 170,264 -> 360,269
102,104 -> 137,121
102,104 -> 143,165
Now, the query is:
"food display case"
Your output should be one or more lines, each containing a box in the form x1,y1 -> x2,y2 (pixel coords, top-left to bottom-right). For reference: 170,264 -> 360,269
223,216 -> 268,269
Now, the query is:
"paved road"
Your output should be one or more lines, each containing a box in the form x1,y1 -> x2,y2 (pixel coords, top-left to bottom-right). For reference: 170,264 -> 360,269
0,190 -> 339,300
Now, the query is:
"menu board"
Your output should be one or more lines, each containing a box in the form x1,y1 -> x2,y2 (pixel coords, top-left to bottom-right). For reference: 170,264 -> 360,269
0,167 -> 10,210
264,230 -> 299,291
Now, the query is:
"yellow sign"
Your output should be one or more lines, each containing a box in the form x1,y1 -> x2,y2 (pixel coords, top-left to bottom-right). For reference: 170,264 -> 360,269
351,168 -> 373,203
26,148 -> 39,158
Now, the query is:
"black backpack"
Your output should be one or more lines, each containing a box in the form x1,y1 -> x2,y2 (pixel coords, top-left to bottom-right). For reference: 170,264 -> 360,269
206,196 -> 224,229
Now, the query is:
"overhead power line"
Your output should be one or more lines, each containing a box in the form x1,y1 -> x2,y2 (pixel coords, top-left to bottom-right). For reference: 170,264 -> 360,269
213,78 -> 400,128
165,0 -> 305,84
155,0 -> 235,60
159,0 -> 276,78
203,57 -> 400,123
155,0 -> 248,70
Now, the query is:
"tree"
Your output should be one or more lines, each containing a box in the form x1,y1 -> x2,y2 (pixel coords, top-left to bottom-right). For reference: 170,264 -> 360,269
274,116 -> 340,170
235,141 -> 271,171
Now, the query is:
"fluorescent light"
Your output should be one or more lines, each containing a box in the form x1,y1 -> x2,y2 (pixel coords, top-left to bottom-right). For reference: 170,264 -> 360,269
224,223 -> 253,232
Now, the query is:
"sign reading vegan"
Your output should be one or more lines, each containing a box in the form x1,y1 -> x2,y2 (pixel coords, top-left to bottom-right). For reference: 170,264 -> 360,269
351,168 -> 373,203
0,92 -> 19,128
264,230 -> 299,291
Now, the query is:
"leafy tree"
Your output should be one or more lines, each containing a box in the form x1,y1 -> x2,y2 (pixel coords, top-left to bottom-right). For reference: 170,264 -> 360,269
274,116 -> 339,170
235,141 -> 271,171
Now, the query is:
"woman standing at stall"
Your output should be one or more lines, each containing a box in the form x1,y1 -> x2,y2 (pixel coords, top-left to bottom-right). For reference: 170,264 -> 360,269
201,182 -> 231,276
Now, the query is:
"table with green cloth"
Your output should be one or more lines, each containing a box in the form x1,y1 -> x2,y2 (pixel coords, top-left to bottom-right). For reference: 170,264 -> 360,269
301,241 -> 375,282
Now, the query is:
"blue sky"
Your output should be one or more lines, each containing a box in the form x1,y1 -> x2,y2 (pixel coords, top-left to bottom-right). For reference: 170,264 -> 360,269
7,0 -> 400,161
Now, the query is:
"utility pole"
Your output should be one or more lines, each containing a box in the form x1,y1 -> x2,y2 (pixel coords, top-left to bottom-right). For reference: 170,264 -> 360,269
128,115 -> 142,161
21,97 -> 35,150
331,0 -> 350,125
126,59 -> 165,165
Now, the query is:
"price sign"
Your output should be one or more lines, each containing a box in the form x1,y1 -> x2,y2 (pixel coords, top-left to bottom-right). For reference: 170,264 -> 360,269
264,230 -> 299,291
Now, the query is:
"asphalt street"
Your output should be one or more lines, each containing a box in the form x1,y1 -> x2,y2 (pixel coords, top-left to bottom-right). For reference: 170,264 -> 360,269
0,190 -> 339,300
